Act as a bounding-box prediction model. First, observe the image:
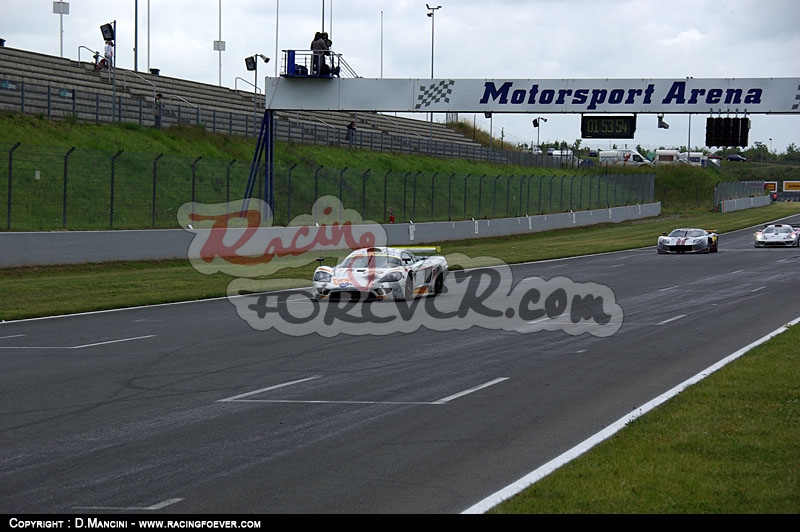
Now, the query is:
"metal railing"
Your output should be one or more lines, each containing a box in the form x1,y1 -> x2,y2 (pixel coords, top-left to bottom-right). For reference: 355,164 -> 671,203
122,69 -> 157,102
234,77 -> 260,94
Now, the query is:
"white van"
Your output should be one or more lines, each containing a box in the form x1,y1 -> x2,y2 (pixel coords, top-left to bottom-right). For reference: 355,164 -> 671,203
679,151 -> 708,167
598,149 -> 652,166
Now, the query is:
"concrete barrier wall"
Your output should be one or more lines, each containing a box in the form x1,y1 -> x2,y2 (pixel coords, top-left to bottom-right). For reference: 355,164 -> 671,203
0,203 -> 662,268
719,195 -> 771,213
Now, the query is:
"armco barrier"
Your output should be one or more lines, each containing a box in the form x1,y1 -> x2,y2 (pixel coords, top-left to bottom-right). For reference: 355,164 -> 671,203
0,203 -> 661,268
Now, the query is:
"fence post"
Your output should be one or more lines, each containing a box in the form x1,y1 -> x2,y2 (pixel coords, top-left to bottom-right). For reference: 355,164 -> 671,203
478,175 -> 488,219
403,172 -> 411,220
448,172 -> 455,221
492,175 -> 500,218
383,170 -> 392,222
110,150 -> 123,227
152,153 -> 164,227
506,175 -> 513,217
286,163 -> 296,221
361,169 -> 371,219
430,172 -> 438,222
62,147 -> 76,228
412,171 -> 420,222
7,142 -> 20,230
191,156 -> 202,207
314,166 -> 323,206
338,167 -> 348,222
226,159 -> 237,214
462,174 -> 472,219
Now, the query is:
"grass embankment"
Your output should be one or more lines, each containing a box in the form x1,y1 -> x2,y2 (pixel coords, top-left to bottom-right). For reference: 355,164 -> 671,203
1,114 -> 799,513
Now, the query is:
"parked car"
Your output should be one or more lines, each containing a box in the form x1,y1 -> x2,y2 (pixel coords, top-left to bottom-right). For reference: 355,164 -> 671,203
727,154 -> 747,162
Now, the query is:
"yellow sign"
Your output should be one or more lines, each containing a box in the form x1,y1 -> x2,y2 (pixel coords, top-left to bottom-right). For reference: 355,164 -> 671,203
783,181 -> 800,192
765,181 -> 778,192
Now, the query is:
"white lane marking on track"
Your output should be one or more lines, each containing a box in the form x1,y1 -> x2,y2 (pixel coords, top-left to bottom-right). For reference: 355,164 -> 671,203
217,375 -> 324,402
658,285 -> 679,292
71,335 -> 157,349
218,376 -> 508,406
657,314 -> 686,325
0,335 -> 156,349
751,286 -> 767,292
74,497 -> 183,511
432,378 -> 509,405
0,334 -> 25,340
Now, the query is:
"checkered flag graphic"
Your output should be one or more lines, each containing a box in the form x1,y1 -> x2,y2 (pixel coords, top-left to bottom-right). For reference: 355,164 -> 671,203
793,84 -> 800,110
415,80 -> 455,110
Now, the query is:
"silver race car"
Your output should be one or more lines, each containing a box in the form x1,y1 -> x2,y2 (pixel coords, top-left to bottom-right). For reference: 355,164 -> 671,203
753,224 -> 800,247
657,228 -> 718,254
312,246 -> 448,301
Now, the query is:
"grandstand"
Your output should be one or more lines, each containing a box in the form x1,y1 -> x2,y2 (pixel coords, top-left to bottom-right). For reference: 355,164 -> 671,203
0,46 -> 479,148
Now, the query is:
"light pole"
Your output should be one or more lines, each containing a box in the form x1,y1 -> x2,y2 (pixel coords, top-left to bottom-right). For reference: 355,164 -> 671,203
426,4 -> 441,132
213,0 -> 226,86
274,1 -> 279,77
533,117 -> 547,151
426,4 -> 441,79
769,137 -> 773,154
52,1 -> 69,58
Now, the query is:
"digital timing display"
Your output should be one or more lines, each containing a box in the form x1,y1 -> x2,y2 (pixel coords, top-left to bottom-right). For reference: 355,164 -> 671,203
580,115 -> 637,139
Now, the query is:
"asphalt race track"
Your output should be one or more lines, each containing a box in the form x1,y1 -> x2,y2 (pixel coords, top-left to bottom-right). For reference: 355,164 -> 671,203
1,215 -> 799,514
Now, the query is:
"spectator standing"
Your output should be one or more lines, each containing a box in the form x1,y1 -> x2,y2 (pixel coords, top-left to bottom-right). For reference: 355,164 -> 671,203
153,93 -> 163,128
103,40 -> 114,71
346,120 -> 356,145
310,32 -> 328,75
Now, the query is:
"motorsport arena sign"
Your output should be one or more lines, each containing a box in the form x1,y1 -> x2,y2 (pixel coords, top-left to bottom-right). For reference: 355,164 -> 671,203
264,77 -> 800,115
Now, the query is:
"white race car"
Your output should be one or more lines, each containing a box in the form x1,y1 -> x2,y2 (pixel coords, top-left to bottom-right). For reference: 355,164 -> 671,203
657,228 -> 718,254
753,224 -> 800,247
312,246 -> 448,301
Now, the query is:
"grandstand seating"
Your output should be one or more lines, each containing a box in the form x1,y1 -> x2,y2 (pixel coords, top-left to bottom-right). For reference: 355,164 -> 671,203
0,45 -> 479,147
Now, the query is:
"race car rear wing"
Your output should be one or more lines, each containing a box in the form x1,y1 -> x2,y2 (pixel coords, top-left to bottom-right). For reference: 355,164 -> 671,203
401,246 -> 442,259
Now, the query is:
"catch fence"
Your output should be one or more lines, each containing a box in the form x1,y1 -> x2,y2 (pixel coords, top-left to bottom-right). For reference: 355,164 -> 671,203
2,143 -> 655,231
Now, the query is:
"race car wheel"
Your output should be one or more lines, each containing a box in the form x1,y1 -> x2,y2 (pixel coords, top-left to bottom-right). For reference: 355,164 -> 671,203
403,274 -> 414,300
433,272 -> 444,296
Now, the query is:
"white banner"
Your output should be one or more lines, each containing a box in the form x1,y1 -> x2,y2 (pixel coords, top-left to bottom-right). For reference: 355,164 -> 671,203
265,77 -> 800,115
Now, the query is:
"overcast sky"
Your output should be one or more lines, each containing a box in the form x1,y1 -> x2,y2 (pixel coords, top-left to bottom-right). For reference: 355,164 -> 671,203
2,0 -> 799,153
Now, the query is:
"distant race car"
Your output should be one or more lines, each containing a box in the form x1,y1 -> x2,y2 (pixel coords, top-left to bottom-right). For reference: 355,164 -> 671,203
753,224 -> 800,247
657,228 -> 718,254
312,246 -> 448,301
